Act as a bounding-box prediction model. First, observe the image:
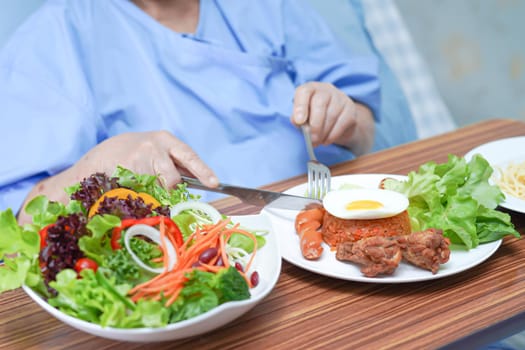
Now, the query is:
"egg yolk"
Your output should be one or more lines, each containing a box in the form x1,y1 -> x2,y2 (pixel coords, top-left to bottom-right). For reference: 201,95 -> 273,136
345,200 -> 383,211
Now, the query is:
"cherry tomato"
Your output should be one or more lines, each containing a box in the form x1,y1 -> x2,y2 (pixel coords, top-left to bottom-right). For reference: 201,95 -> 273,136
74,258 -> 98,273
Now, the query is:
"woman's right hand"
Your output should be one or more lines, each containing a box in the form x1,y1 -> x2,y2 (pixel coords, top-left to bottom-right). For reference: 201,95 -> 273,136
76,130 -> 218,188
18,131 -> 218,224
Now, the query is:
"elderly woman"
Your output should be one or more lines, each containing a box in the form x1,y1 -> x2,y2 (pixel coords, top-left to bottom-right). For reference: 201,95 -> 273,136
0,0 -> 418,224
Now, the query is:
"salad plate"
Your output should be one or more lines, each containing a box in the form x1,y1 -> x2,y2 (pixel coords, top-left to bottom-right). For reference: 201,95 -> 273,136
23,214 -> 281,342
262,174 -> 501,283
464,136 -> 525,214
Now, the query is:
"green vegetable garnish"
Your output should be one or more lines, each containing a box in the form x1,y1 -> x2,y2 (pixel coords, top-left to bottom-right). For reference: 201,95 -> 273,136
169,267 -> 250,323
383,154 -> 520,249
0,166 -> 264,330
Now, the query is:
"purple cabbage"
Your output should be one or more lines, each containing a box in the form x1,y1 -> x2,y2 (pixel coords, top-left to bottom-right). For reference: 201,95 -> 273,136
39,213 -> 88,291
95,195 -> 169,219
70,173 -> 120,211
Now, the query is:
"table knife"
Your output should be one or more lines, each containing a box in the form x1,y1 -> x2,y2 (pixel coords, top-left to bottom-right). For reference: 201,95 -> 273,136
181,176 -> 320,210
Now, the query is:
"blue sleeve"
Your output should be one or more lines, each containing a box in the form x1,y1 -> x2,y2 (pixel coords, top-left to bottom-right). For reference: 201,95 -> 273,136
0,67 -> 97,213
301,0 -> 419,150
282,0 -> 381,120
0,4 -> 98,213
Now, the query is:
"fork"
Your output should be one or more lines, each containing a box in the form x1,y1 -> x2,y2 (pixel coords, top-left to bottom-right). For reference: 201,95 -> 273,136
301,124 -> 331,199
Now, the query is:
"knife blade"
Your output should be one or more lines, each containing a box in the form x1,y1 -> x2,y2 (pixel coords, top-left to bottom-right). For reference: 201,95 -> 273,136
181,176 -> 320,210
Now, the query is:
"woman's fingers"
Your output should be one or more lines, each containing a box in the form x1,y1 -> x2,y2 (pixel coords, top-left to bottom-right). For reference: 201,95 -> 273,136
292,82 -> 359,147
308,89 -> 331,145
168,144 -> 218,187
292,82 -> 316,126
78,131 -> 218,189
151,131 -> 219,187
324,101 -> 357,145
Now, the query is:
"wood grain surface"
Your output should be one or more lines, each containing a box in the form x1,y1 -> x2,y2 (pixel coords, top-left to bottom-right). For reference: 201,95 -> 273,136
1,119 -> 524,350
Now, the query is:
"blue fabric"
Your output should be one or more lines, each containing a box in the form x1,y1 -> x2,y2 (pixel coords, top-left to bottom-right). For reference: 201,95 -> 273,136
0,0 -> 412,212
307,0 -> 418,151
0,0 -> 43,49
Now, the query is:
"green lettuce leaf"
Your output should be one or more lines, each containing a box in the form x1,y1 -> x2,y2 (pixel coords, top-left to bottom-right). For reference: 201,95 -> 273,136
0,209 -> 46,293
228,232 -> 266,253
171,212 -> 197,240
0,209 -> 39,257
384,154 -> 520,249
24,195 -> 82,229
79,214 -> 121,264
48,268 -> 169,328
169,267 -> 249,323
112,166 -> 197,206
0,256 -> 32,292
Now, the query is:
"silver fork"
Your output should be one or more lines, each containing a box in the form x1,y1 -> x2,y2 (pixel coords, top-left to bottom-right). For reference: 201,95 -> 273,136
301,124 -> 331,199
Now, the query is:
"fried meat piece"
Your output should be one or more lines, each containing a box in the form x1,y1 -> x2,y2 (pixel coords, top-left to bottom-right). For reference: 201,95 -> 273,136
336,236 -> 402,277
397,228 -> 451,274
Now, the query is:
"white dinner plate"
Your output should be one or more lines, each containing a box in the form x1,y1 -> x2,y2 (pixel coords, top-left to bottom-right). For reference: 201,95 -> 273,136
262,174 -> 501,283
464,136 -> 525,214
23,214 -> 281,342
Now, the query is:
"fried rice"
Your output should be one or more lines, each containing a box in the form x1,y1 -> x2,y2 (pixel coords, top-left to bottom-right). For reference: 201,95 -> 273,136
321,210 -> 412,247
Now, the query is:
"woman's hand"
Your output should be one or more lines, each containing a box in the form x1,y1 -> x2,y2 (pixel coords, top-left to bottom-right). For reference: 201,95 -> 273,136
76,131 -> 218,188
291,82 -> 375,156
18,131 -> 217,224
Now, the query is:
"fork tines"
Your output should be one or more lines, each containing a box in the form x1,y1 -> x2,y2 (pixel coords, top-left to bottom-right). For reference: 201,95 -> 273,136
301,124 -> 331,199
306,161 -> 331,200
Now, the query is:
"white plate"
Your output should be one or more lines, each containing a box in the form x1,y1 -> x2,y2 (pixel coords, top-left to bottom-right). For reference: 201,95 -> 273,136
23,214 -> 281,342
464,136 -> 525,213
262,174 -> 501,283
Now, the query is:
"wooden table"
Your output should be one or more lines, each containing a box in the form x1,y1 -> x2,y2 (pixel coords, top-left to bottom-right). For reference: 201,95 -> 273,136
1,119 -> 524,350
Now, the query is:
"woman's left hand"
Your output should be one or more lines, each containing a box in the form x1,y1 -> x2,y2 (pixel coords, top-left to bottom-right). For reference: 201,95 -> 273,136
291,82 -> 374,156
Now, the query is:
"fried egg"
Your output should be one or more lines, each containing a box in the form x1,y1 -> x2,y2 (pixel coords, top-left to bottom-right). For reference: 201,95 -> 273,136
322,188 -> 409,220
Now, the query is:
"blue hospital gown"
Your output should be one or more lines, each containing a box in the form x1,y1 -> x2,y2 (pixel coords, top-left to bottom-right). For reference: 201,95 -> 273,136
0,0 -> 415,212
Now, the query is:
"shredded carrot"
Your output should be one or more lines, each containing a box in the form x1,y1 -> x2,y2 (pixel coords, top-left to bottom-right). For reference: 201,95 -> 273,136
198,262 -> 223,273
127,217 -> 260,306
147,219 -> 184,267
240,232 -> 258,272
219,232 -> 230,269
159,219 -> 168,270
215,225 -> 260,287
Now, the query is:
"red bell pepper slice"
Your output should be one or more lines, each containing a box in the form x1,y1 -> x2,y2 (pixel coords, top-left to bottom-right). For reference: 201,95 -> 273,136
111,216 -> 183,250
38,223 -> 54,249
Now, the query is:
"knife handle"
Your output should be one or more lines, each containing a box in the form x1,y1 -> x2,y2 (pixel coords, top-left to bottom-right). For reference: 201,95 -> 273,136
181,176 -> 219,190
